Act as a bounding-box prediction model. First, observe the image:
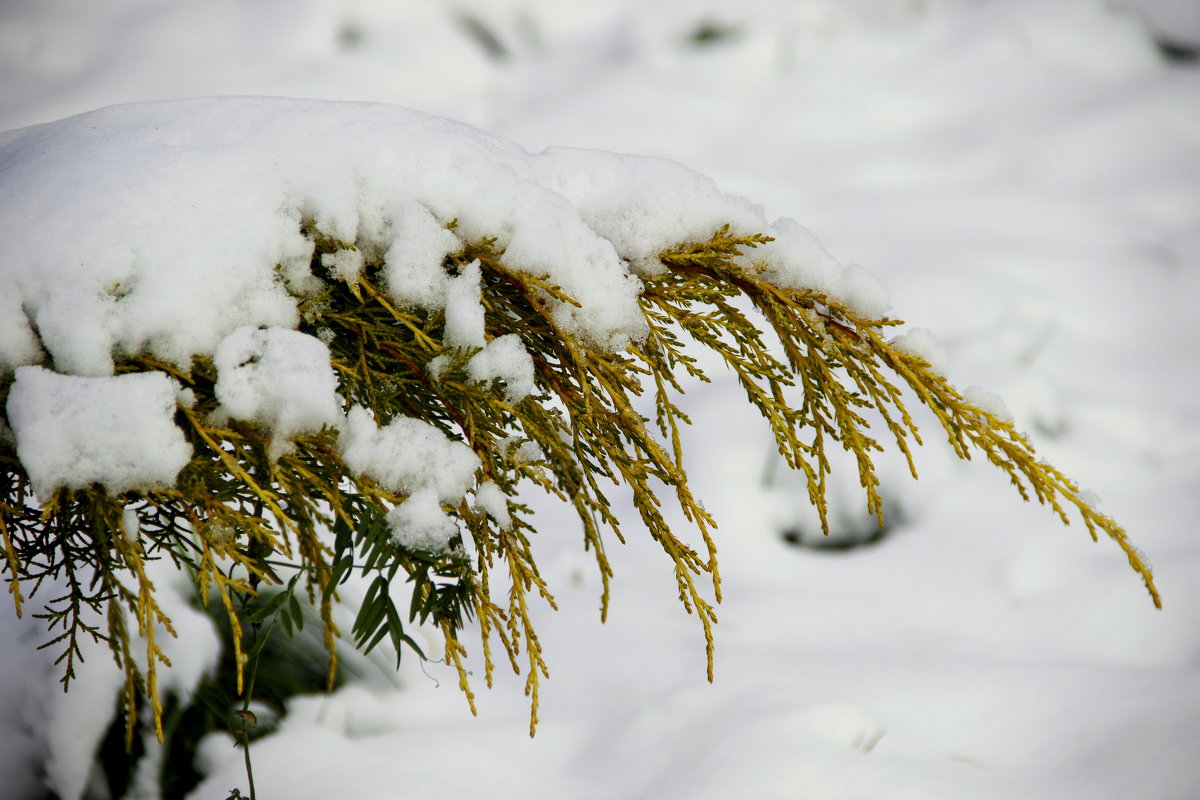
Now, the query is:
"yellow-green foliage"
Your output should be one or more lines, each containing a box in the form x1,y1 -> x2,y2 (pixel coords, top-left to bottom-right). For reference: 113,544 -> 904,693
0,224 -> 1160,741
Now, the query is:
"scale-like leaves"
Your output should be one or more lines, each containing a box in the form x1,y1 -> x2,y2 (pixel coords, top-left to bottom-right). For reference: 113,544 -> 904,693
0,222 -> 1159,750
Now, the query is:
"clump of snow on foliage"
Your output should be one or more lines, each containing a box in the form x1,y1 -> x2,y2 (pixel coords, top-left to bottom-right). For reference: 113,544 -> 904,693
513,439 -> 545,464
474,480 -> 513,530
532,146 -> 767,276
379,199 -> 462,309
322,249 -> 364,285
467,334 -> 536,402
0,96 -> 893,495
964,385 -> 1015,424
1077,489 -> 1103,511
747,217 -> 890,319
502,435 -> 545,465
5,366 -> 191,497
443,260 -> 487,349
0,291 -> 41,373
339,406 -> 479,504
121,509 -> 139,541
386,488 -> 458,553
213,326 -> 343,453
890,327 -> 948,375
0,96 -> 887,378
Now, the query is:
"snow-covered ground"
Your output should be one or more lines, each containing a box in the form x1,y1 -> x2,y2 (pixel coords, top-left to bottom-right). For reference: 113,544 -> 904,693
2,1 -> 1198,798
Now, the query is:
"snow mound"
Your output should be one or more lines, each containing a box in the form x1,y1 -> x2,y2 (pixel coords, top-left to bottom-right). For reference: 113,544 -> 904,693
0,96 -> 888,497
0,96 -> 883,373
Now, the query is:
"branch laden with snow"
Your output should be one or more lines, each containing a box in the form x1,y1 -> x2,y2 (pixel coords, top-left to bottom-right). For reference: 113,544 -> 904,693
0,98 -> 1159,741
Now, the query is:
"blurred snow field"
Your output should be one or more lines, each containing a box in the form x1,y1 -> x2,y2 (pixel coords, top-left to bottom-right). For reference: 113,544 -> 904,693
0,1 -> 1198,798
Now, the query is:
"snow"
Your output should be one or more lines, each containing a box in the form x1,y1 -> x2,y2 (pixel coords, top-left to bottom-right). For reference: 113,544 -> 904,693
321,248 -> 364,285
532,146 -> 768,277
212,325 -> 343,453
964,385 -> 1016,424
6,568 -> 223,800
474,481 -> 514,530
339,406 -> 479,504
750,216 -> 890,318
386,488 -> 458,554
0,96 -> 646,361
380,199 -> 462,308
891,327 -> 949,375
502,434 -> 547,465
1,1 -> 1199,799
442,260 -> 487,349
0,93 -> 878,361
5,366 -> 192,497
467,334 -> 537,403
41,634 -> 127,800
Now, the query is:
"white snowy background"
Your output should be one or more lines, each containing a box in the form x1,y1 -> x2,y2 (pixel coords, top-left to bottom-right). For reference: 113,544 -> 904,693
2,0 -> 1199,798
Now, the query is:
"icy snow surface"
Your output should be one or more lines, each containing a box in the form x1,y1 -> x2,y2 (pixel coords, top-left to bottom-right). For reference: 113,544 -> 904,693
1,1 -> 1199,799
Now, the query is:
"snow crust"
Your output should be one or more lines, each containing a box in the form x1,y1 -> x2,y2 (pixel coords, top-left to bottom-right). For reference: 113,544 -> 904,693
6,366 -> 191,496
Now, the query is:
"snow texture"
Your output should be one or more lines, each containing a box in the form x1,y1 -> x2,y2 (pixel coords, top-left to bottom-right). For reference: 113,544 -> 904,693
467,334 -> 536,403
386,488 -> 458,553
339,406 -> 479,504
891,327 -> 949,375
6,366 -> 191,497
213,326 -> 343,449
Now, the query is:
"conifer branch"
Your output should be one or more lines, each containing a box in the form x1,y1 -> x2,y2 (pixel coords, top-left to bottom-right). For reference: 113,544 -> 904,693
0,220 -> 1159,751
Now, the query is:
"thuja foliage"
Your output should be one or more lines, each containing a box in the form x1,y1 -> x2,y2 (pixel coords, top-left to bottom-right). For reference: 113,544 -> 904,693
0,224 -> 1160,749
